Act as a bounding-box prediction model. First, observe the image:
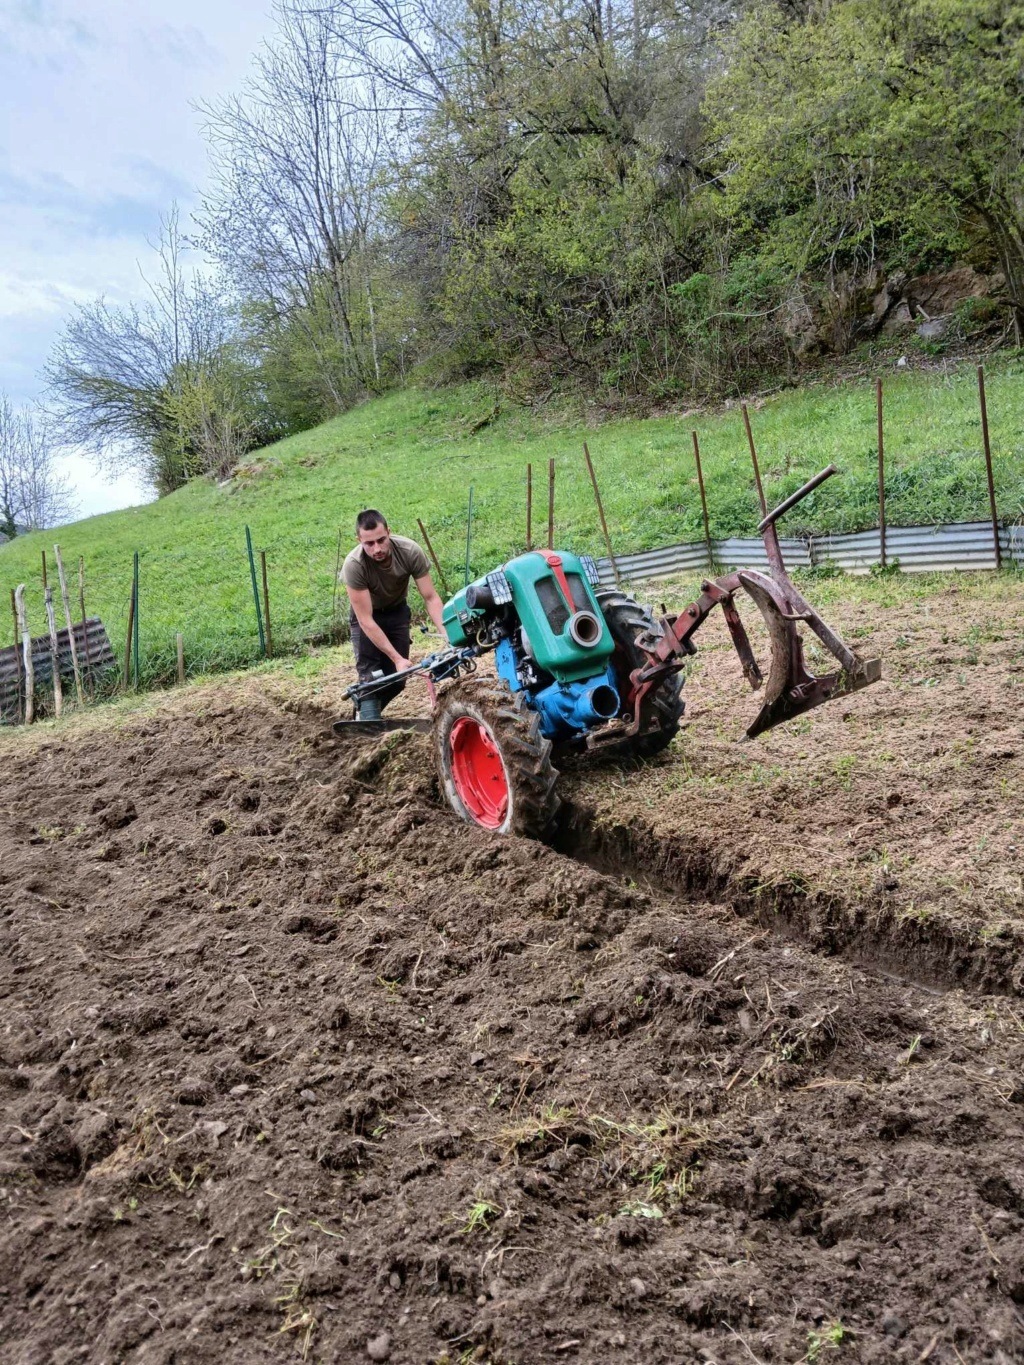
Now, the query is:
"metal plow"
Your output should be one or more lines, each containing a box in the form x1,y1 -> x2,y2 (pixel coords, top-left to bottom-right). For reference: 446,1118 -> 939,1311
332,717 -> 434,734
736,566 -> 881,739
621,463 -> 881,743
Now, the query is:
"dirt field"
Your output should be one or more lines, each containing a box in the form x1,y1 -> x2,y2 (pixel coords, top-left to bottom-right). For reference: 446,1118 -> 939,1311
1,575 -> 1023,1364
563,571 -> 1024,993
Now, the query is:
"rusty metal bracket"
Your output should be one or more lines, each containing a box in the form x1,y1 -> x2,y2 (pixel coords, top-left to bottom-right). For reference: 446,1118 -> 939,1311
607,456 -> 881,744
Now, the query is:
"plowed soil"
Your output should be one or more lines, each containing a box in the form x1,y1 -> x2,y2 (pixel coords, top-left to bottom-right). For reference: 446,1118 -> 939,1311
562,572 -> 1024,994
2,575 -> 1024,1365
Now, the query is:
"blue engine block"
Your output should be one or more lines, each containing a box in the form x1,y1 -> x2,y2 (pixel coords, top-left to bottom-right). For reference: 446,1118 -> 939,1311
495,637 -> 620,741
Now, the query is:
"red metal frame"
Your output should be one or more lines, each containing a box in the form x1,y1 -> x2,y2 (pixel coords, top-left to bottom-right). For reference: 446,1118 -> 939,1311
589,466 -> 881,747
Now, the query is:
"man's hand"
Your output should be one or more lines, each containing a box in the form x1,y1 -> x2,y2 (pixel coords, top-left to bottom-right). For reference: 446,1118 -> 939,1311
394,656 -> 413,672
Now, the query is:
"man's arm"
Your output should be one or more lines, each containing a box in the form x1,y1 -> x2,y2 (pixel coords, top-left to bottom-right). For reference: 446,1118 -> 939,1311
345,585 -> 411,670
414,573 -> 447,635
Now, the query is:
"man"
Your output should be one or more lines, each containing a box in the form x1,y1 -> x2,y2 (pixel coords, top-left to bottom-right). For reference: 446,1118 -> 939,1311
342,509 -> 447,720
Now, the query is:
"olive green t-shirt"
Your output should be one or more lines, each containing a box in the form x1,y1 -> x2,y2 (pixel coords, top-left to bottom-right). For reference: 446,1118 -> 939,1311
342,534 -> 431,612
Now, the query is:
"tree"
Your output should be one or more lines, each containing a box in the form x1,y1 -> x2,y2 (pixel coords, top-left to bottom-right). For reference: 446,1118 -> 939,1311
46,210 -> 263,494
0,395 -> 77,539
162,351 -> 274,481
199,4 -> 393,421
190,0 -> 1024,410
705,0 -> 1024,344
297,0 -> 714,386
196,0 -> 754,404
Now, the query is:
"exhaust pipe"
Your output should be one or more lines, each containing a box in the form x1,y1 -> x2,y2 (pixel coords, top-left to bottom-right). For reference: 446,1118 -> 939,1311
531,673 -> 620,738
567,610 -> 602,647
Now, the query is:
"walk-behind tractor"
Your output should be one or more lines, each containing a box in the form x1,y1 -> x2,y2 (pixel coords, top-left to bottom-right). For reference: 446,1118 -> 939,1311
335,465 -> 881,838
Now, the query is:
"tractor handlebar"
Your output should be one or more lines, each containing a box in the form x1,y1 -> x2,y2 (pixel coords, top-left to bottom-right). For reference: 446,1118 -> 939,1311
757,464 -> 837,534
344,645 -> 480,703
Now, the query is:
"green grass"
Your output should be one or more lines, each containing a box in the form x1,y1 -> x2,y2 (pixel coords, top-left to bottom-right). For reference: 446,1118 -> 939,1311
1,355 -> 1022,688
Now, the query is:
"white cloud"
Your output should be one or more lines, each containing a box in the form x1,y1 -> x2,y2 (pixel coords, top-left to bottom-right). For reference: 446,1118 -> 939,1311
0,1 -> 100,70
0,0 -> 276,516
140,21 -> 223,71
54,449 -> 153,521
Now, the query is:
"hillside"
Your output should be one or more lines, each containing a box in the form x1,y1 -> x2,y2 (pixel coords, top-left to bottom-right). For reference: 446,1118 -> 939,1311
2,358 -> 1022,687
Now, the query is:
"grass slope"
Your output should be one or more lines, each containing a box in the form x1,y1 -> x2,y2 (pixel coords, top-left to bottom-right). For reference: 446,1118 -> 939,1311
1,356 -> 1022,687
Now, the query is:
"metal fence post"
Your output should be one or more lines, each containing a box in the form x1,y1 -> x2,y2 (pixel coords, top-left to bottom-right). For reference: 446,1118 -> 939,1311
132,551 -> 140,687
877,378 -> 887,569
463,485 -> 475,587
245,526 -> 267,656
583,443 -> 621,587
547,458 -> 555,550
691,431 -> 713,570
977,366 -> 1002,570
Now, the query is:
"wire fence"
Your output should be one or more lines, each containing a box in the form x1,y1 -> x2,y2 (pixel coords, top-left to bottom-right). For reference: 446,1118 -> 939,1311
1,366 -> 1021,726
3,508 -> 1020,728
0,517 -> 407,724
594,521 -> 1024,588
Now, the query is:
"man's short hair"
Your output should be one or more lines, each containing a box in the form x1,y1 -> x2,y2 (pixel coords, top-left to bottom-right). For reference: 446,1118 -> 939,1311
356,509 -> 388,534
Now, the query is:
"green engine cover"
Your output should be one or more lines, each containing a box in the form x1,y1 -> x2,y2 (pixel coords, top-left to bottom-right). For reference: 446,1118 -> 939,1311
440,587 -> 478,647
442,549 -> 615,682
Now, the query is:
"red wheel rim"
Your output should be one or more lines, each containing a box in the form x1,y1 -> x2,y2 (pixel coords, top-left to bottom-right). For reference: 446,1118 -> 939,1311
449,716 -> 509,829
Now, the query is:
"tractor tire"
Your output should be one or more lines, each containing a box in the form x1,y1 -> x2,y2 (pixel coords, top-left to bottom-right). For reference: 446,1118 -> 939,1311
597,588 -> 685,758
433,674 -> 561,839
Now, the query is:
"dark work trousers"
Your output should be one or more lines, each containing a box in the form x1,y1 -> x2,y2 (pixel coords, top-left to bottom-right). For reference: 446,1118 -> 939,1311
349,603 -> 412,711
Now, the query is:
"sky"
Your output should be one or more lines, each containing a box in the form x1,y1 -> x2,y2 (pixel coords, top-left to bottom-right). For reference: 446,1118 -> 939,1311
0,0 -> 277,518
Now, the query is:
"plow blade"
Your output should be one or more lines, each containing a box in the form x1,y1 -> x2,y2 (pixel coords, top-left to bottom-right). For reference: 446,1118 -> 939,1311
737,569 -> 881,739
332,718 -> 433,736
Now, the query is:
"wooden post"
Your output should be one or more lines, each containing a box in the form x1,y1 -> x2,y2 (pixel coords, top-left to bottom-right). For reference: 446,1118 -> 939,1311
417,518 -> 450,596
15,584 -> 34,725
526,463 -> 533,550
547,458 -> 555,550
331,529 -> 343,631
260,550 -> 273,657
78,555 -> 93,696
123,580 -> 136,689
54,545 -> 84,705
977,365 -> 1002,570
877,378 -> 887,569
741,403 -> 768,518
41,550 -> 47,591
10,588 -> 23,723
44,585 -> 63,718
691,431 -> 714,570
176,633 -> 185,684
582,443 -> 621,586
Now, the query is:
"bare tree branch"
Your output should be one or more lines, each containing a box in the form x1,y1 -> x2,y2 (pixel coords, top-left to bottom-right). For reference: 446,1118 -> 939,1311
0,396 -> 77,538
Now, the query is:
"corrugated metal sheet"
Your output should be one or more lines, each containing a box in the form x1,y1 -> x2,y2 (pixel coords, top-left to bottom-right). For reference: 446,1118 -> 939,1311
595,541 -> 714,587
812,522 -> 1021,574
715,536 -> 813,572
0,618 -> 116,722
597,519 -> 1024,587
1000,525 -> 1024,564
596,535 -> 810,587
